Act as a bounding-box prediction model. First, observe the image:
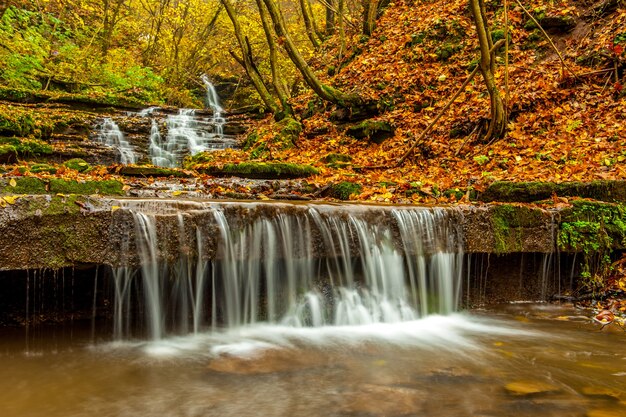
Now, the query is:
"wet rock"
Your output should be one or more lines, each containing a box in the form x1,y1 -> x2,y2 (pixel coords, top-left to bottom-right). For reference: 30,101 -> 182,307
581,386 -> 623,400
207,348 -> 323,375
340,383 -> 426,415
504,380 -> 561,396
586,409 -> 625,417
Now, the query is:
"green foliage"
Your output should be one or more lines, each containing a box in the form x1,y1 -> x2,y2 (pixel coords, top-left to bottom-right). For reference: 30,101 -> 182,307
558,201 -> 626,293
0,6 -> 166,104
473,155 -> 489,165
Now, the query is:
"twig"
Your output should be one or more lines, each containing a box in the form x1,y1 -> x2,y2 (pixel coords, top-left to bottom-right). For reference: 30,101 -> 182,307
395,39 -> 505,167
513,0 -> 579,80
455,124 -> 480,157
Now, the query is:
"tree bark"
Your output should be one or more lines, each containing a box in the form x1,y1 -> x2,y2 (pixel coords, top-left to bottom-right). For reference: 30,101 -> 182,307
338,0 -> 346,56
221,0 -> 280,114
325,0 -> 336,35
469,0 -> 505,141
299,0 -> 320,48
261,0 -> 361,107
254,0 -> 292,116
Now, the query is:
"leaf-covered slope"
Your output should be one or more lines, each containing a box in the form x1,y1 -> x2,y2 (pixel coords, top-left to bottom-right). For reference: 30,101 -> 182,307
229,0 -> 626,203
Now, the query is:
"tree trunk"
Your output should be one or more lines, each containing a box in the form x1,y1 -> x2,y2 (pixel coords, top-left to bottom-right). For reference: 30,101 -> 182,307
325,0 -> 336,35
221,0 -> 280,114
299,0 -> 320,48
338,0 -> 346,57
254,0 -> 292,117
261,0 -> 361,107
469,0 -> 505,141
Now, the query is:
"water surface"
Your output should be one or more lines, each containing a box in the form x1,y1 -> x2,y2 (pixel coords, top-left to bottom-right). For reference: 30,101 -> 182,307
1,304 -> 625,417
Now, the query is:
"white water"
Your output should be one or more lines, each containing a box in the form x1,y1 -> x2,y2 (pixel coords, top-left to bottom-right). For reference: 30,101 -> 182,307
111,203 -> 464,341
145,78 -> 234,167
96,118 -> 137,164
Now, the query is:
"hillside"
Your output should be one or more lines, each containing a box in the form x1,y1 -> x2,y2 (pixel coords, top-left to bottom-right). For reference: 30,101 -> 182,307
0,0 -> 624,204
195,0 -> 626,203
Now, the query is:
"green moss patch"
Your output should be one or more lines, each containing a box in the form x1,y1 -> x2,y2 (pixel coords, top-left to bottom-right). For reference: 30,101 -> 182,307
114,165 -> 192,178
490,204 -> 546,254
326,181 -> 362,200
1,177 -> 124,195
197,162 -> 319,179
479,181 -> 626,203
345,120 -> 395,144
64,158 -> 90,172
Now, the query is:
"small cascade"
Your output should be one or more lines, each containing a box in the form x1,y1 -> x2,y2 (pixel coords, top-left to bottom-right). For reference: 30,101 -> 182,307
96,118 -> 137,164
110,203 -> 464,340
147,119 -> 175,167
202,74 -> 225,137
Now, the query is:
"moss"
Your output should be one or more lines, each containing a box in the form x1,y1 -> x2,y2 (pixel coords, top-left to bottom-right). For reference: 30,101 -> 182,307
479,181 -> 626,203
198,162 -> 319,179
557,201 -> 626,293
242,132 -> 259,150
490,204 -> 545,254
0,112 -> 34,137
30,163 -> 57,174
345,120 -> 395,144
1,177 -> 47,194
64,158 -> 90,172
1,177 -> 124,195
435,43 -> 461,61
327,181 -> 362,200
275,117 -> 302,148
0,137 -> 53,156
0,87 -> 147,109
322,153 -> 352,167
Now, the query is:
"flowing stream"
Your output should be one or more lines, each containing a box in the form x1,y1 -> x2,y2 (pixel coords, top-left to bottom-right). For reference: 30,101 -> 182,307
1,201 -> 625,416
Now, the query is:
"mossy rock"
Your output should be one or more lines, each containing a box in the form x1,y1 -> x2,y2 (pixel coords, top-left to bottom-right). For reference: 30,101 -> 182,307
30,163 -> 58,174
1,177 -> 47,194
0,87 -> 146,110
183,151 -> 215,169
479,181 -> 626,203
115,165 -> 193,178
0,112 -> 35,137
345,120 -> 395,144
558,201 -> 626,252
322,153 -> 353,168
326,181 -> 363,200
0,177 -> 124,195
275,117 -> 302,148
197,162 -> 319,179
490,204 -> 547,254
64,158 -> 91,172
537,15 -> 576,33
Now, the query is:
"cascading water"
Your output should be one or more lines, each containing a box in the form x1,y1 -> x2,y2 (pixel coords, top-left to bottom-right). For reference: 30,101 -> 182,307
201,74 -> 225,137
110,202 -> 464,340
96,118 -> 137,164
144,78 -> 235,167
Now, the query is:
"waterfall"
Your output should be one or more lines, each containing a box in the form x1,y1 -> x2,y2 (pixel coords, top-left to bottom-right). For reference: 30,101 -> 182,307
201,74 -> 225,137
96,118 -> 137,164
110,202 -> 464,340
